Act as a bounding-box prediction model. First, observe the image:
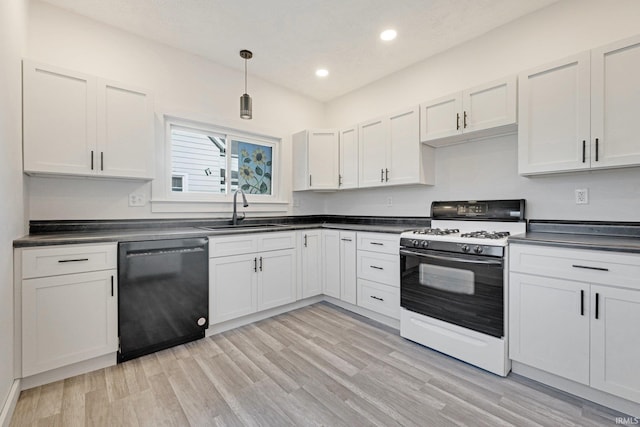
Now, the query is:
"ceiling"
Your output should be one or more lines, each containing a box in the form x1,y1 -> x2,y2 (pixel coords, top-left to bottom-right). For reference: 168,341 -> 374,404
39,0 -> 559,102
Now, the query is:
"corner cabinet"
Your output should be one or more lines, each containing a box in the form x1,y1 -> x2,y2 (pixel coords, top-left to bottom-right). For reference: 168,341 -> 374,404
23,60 -> 154,179
420,76 -> 517,146
292,129 -> 339,191
298,230 -> 322,298
509,243 -> 640,404
518,34 -> 640,175
19,243 -> 118,377
358,106 -> 435,188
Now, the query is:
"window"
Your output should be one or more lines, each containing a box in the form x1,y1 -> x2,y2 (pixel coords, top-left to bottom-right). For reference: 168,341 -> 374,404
162,118 -> 280,205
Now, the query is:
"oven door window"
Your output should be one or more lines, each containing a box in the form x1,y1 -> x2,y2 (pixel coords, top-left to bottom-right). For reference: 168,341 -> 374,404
401,249 -> 504,338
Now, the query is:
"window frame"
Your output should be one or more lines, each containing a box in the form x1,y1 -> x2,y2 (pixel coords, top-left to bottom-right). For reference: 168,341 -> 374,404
151,115 -> 287,213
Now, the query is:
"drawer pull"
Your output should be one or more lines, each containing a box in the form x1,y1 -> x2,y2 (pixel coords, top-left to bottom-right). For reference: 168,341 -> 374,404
572,264 -> 609,272
341,238 -> 352,242
370,242 -> 384,246
58,258 -> 89,263
370,295 -> 384,302
370,265 -> 384,270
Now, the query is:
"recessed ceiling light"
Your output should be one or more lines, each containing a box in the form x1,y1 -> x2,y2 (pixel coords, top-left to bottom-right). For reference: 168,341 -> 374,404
380,29 -> 397,41
315,69 -> 329,78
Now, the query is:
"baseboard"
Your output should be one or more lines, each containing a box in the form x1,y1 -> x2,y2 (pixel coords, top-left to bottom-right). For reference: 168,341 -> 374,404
512,361 -> 640,418
206,295 -> 324,335
322,296 -> 400,330
21,353 -> 116,390
0,379 -> 21,427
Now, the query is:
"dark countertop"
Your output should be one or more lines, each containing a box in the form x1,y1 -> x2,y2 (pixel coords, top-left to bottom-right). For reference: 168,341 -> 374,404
14,216 -> 427,248
508,220 -> 640,254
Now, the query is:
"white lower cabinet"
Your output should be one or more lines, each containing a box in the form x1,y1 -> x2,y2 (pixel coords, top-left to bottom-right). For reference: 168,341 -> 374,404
299,230 -> 322,298
322,230 -> 357,304
20,243 -> 118,377
356,232 -> 400,319
509,243 -> 640,404
209,232 -> 296,324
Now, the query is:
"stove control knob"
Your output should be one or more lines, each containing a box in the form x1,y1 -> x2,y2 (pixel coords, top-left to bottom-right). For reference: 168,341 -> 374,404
411,239 -> 420,247
420,240 -> 429,248
461,244 -> 470,253
474,245 -> 483,254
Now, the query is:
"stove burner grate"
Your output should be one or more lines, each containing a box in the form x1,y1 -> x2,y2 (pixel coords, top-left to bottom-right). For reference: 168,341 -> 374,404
460,231 -> 511,239
412,228 -> 460,236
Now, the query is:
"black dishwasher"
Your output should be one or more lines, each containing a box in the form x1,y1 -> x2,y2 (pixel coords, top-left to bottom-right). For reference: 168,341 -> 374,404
118,237 -> 208,363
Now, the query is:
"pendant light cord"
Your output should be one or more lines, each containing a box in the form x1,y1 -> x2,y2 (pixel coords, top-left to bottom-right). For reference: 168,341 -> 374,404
244,57 -> 247,94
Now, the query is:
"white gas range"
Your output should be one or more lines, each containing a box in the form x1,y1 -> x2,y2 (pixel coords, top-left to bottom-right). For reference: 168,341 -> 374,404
399,200 -> 526,376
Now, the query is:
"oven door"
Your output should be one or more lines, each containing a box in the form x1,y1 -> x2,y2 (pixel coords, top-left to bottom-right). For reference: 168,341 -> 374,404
400,248 -> 504,338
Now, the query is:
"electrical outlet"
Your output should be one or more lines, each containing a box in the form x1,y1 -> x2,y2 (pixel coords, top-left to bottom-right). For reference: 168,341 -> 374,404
575,188 -> 589,205
292,199 -> 300,207
387,197 -> 393,207
129,193 -> 145,207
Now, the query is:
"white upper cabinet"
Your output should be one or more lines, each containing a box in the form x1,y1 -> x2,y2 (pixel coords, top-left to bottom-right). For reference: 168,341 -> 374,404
23,62 -> 96,175
420,76 -> 517,146
23,61 -> 154,179
518,53 -> 591,174
292,129 -> 339,191
98,80 -> 154,179
519,35 -> 640,175
359,106 -> 434,188
339,126 -> 358,189
590,35 -> 640,169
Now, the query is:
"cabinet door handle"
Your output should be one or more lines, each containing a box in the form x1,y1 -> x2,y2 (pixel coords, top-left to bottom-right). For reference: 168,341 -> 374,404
254,257 -> 257,272
100,152 -> 104,171
463,111 -> 468,128
58,258 -> 89,263
111,275 -> 114,297
595,292 -> 600,319
259,256 -> 263,271
309,175 -> 312,187
370,242 -> 384,246
595,138 -> 599,162
370,265 -> 384,270
456,113 -> 460,130
572,264 -> 609,272
385,168 -> 389,182
341,238 -> 352,242
370,295 -> 384,302
338,174 -> 342,186
582,140 -> 586,163
380,169 -> 384,183
580,289 -> 584,316
91,151 -> 94,170
304,235 -> 307,247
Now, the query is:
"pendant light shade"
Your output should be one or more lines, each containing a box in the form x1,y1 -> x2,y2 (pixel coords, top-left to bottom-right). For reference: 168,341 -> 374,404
239,49 -> 253,120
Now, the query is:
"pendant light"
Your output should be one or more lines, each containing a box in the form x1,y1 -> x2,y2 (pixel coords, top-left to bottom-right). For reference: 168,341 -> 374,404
239,49 -> 253,120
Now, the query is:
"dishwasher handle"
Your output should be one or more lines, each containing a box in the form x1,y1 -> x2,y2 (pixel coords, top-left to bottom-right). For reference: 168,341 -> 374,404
126,246 -> 206,257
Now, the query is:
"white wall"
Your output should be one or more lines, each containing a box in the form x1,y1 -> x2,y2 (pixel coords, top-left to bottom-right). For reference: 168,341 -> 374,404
26,1 -> 326,219
324,0 -> 640,221
0,0 -> 27,413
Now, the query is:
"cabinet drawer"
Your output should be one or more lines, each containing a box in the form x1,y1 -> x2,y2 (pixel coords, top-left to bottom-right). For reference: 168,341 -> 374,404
357,250 -> 399,287
257,231 -> 296,252
22,243 -> 117,279
510,244 -> 640,289
357,278 -> 400,319
357,232 -> 400,255
210,234 -> 258,258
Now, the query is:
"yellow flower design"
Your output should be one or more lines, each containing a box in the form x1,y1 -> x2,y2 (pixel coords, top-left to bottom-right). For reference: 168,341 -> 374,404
239,165 -> 254,180
252,148 -> 267,165
240,149 -> 249,159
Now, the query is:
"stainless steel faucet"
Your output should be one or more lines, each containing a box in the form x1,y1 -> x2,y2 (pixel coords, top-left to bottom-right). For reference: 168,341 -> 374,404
232,189 -> 249,225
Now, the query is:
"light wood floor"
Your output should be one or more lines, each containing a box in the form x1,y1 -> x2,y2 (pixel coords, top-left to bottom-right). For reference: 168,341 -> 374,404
10,302 -> 625,426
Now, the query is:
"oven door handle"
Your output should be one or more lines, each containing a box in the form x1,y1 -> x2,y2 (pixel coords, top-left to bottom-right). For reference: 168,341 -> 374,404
400,249 -> 503,266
